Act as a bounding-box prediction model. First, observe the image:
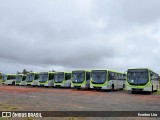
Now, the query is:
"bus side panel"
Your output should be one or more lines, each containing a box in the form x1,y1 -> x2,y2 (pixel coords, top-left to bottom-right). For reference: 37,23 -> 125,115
44,80 -> 54,87
64,79 -> 71,87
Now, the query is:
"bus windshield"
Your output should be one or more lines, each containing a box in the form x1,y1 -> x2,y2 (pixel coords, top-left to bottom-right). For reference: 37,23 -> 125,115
127,69 -> 149,85
55,73 -> 64,83
91,70 -> 106,84
26,73 -> 34,82
16,75 -> 22,82
72,71 -> 85,83
39,73 -> 48,82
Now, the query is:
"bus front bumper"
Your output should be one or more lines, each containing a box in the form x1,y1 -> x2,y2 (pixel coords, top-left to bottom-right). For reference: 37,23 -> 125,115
127,86 -> 152,92
90,84 -> 109,90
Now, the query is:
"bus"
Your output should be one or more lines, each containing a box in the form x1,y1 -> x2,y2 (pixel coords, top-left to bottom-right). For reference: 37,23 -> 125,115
54,72 -> 71,88
71,70 -> 91,90
126,68 -> 159,93
5,74 -> 17,85
26,72 -> 39,86
38,72 -> 55,87
15,74 -> 26,86
90,70 -> 125,91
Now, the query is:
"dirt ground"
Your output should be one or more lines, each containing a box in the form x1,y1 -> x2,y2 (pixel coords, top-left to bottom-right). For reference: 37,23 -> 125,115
0,84 -> 160,120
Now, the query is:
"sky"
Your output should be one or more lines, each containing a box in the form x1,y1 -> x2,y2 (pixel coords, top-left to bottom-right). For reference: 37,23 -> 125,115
0,0 -> 160,74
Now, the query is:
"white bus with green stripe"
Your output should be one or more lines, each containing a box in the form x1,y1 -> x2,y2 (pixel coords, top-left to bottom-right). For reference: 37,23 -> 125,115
38,72 -> 55,87
26,72 -> 39,86
90,70 -> 125,91
54,72 -> 71,88
126,68 -> 159,94
16,74 -> 26,86
71,70 -> 91,90
5,74 -> 17,85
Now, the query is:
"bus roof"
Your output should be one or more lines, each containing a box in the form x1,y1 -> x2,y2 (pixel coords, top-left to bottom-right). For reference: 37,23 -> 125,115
91,69 -> 125,74
30,72 -> 40,74
55,72 -> 71,74
72,70 -> 91,72
6,74 -> 17,76
16,74 -> 26,76
39,72 -> 55,74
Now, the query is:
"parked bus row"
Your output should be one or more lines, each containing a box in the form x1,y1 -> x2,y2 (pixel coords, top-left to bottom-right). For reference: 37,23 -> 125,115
1,68 -> 160,94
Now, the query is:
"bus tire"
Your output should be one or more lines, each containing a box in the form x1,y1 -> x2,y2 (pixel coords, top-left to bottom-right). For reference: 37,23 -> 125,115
12,82 -> 15,86
77,88 -> 81,90
111,84 -> 114,91
155,85 -> 158,92
152,85 -> 154,92
131,91 -> 136,94
95,89 -> 100,91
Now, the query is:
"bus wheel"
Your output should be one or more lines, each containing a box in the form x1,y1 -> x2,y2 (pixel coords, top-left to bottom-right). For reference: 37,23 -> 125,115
152,85 -> 154,92
95,89 -> 100,91
131,91 -> 136,94
12,82 -> 15,86
155,85 -> 158,92
77,88 -> 81,90
149,86 -> 153,94
111,84 -> 114,91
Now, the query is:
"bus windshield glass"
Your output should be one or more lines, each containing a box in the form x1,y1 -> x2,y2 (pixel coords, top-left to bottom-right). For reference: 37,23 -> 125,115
127,69 -> 149,85
91,70 -> 106,84
55,73 -> 64,83
16,75 -> 22,82
39,73 -> 48,82
26,73 -> 34,82
72,71 -> 85,83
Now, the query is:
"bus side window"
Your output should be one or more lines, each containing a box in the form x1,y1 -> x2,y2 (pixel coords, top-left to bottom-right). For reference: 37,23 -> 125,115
113,73 -> 118,80
86,72 -> 90,80
49,73 -> 54,80
123,74 -> 126,80
65,73 -> 71,80
35,74 -> 39,80
117,74 -> 119,80
108,72 -> 114,81
23,76 -> 26,81
150,72 -> 154,80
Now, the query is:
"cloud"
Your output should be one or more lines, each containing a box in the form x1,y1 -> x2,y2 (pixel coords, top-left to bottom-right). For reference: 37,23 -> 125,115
0,0 -> 160,74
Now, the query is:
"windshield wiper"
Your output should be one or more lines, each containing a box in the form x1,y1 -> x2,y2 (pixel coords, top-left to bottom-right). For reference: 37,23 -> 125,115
93,72 -> 104,78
